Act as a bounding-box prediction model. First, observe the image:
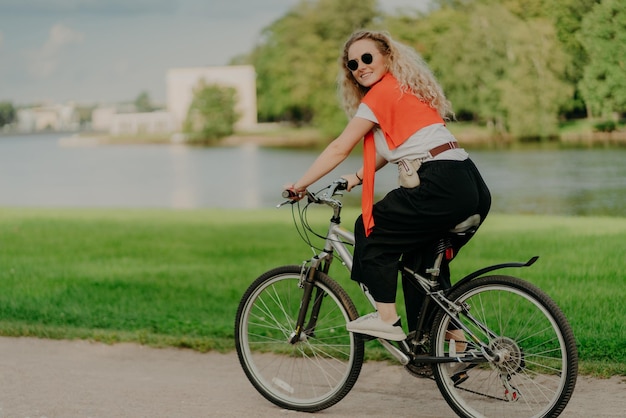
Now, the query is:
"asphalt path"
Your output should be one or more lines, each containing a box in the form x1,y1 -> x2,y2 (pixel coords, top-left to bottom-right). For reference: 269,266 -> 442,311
0,337 -> 624,417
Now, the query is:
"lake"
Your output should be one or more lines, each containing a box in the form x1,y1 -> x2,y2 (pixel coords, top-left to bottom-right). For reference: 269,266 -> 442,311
1,133 -> 624,216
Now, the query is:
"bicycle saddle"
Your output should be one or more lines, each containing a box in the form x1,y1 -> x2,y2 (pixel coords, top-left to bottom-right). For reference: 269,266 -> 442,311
450,214 -> 481,234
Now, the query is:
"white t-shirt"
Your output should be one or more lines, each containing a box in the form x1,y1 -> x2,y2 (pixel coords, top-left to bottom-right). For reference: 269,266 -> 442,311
355,103 -> 468,163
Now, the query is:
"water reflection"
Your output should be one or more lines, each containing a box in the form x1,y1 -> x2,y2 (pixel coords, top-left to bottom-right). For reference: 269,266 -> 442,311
469,149 -> 625,216
169,144 -> 195,208
0,133 -> 624,216
241,143 -> 261,208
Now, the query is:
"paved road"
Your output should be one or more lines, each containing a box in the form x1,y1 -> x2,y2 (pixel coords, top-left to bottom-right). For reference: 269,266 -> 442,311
0,337 -> 624,417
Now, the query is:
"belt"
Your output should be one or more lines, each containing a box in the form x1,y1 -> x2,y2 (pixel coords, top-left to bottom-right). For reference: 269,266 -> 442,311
428,141 -> 459,158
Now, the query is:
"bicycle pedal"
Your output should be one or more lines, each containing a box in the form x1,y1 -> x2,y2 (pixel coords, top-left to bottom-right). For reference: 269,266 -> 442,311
452,371 -> 469,386
451,363 -> 477,386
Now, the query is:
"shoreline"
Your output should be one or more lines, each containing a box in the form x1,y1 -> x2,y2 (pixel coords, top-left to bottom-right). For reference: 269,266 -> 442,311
7,129 -> 622,149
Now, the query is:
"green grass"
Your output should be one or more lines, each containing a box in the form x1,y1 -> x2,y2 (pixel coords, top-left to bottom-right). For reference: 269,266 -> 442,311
1,207 -> 624,376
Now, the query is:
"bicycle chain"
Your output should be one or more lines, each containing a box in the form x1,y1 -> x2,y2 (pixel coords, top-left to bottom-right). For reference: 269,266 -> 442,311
455,385 -> 508,402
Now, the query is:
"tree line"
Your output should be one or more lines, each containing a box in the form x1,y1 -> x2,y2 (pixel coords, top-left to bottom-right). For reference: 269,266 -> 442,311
239,0 -> 625,140
4,0 -> 623,143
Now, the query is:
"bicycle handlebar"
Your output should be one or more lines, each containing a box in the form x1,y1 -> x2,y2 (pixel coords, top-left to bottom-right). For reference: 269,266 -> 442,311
279,178 -> 348,208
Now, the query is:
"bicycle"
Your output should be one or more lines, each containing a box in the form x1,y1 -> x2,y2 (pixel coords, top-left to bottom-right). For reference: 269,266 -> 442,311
235,178 -> 578,417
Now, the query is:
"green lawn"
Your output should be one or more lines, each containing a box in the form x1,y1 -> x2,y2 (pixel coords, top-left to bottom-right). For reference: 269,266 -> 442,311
1,207 -> 624,376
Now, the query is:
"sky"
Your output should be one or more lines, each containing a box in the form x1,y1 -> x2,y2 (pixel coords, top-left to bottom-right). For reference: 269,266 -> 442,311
0,0 -> 431,106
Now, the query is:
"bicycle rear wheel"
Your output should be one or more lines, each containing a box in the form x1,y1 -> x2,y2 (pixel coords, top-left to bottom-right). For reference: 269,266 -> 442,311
235,265 -> 364,412
431,275 -> 578,418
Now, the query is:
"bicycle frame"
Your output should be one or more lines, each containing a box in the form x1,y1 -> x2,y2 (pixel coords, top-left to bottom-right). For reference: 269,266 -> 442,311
239,180 -> 576,417
289,180 -> 537,366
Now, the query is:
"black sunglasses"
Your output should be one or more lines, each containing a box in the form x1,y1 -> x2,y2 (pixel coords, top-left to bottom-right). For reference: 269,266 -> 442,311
347,53 -> 373,71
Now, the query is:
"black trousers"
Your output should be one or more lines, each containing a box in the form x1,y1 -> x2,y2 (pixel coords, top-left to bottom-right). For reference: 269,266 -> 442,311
351,159 -> 491,330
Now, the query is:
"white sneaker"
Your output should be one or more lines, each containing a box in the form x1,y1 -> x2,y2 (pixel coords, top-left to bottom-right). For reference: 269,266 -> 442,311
346,312 -> 407,341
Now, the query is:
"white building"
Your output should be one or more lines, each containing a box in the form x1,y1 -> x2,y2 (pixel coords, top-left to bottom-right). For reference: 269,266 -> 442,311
92,106 -> 176,136
109,111 -> 177,136
91,106 -> 116,132
16,104 -> 79,133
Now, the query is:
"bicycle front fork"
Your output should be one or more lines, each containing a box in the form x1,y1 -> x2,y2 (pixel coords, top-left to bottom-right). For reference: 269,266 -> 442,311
288,264 -> 320,344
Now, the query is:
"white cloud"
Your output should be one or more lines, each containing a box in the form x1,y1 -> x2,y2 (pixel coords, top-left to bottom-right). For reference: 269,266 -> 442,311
0,31 -> 4,49
27,23 -> 84,78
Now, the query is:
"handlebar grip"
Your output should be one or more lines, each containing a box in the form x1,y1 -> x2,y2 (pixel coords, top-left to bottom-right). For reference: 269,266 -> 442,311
282,189 -> 297,198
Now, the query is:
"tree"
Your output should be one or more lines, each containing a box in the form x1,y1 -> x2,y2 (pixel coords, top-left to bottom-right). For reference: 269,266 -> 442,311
437,4 -> 513,130
388,1 -> 571,139
250,0 -> 380,137
183,82 -> 239,144
578,0 -> 626,119
0,101 -> 16,127
544,0 -> 600,117
388,3 -> 516,132
498,18 -> 572,139
134,91 -> 155,112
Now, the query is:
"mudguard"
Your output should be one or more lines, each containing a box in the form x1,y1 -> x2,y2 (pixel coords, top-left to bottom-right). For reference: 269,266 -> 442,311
450,256 -> 539,291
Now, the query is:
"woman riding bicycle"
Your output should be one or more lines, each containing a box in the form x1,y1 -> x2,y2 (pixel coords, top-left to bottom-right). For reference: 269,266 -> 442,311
286,29 -> 491,342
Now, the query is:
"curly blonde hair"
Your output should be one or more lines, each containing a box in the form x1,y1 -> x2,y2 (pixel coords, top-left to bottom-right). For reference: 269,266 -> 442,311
338,30 -> 454,120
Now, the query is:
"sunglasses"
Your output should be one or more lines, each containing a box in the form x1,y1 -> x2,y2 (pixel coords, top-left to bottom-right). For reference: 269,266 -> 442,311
347,53 -> 373,71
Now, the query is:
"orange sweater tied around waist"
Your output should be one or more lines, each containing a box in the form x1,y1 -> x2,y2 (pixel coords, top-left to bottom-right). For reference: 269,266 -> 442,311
360,73 -> 444,236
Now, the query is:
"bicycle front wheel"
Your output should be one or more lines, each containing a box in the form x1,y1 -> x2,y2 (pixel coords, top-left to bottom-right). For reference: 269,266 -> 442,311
235,265 -> 364,412
431,275 -> 578,418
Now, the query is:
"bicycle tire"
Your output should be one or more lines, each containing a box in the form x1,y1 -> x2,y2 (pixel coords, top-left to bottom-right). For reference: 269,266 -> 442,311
235,265 -> 365,412
430,275 -> 578,418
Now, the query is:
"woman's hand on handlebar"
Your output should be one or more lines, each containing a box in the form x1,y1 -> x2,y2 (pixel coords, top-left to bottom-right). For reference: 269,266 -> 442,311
282,184 -> 307,202
341,173 -> 362,192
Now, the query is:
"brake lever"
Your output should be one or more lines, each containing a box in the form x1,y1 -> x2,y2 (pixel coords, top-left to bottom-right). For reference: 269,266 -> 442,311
276,200 -> 296,208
